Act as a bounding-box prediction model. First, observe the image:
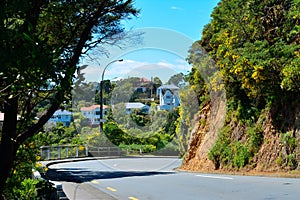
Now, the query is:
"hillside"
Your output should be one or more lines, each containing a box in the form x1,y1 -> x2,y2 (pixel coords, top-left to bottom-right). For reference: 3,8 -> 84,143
181,97 -> 300,174
181,0 -> 300,174
181,91 -> 226,171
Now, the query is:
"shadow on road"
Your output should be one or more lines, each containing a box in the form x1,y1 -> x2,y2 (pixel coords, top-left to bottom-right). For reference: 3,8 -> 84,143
46,168 -> 175,183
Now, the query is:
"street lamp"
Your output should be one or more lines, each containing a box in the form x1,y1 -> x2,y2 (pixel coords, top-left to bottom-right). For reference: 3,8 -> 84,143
99,59 -> 123,132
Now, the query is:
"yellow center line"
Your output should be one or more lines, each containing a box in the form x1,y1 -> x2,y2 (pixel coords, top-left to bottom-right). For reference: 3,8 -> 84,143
91,180 -> 99,184
128,197 -> 139,200
107,187 -> 117,192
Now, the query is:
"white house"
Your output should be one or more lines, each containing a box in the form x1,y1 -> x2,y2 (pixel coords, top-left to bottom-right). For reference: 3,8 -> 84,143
48,109 -> 73,126
80,105 -> 108,126
125,102 -> 150,114
157,84 -> 180,111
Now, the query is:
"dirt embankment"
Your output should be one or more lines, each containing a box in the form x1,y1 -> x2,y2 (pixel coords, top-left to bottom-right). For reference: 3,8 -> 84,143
180,91 -> 226,172
180,94 -> 300,177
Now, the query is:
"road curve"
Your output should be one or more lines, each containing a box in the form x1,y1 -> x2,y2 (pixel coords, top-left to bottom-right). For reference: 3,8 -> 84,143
46,157 -> 300,200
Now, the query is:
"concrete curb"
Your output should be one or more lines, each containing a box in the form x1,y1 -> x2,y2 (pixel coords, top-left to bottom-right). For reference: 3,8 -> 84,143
41,155 -> 180,168
41,156 -> 119,168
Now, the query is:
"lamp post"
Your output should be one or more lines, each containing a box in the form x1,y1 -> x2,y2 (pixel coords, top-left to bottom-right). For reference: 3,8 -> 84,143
99,59 -> 123,132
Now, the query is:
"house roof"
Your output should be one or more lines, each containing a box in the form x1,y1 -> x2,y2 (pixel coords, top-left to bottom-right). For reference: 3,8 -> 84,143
157,84 -> 179,90
140,77 -> 151,82
53,109 -> 72,116
125,102 -> 149,109
111,77 -> 123,82
80,105 -> 108,111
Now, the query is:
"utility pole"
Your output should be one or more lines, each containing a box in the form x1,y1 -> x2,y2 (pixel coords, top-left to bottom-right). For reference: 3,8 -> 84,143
99,59 -> 123,132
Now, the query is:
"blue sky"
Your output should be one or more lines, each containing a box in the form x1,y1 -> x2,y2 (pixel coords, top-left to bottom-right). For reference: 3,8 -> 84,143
82,0 -> 220,83
124,0 -> 219,40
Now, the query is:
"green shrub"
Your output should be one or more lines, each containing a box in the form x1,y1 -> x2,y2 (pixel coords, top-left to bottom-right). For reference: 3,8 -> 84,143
287,153 -> 297,169
208,125 -> 232,169
276,154 -> 283,166
281,131 -> 297,153
8,178 -> 55,200
247,126 -> 263,154
209,122 -> 262,170
232,141 -> 251,169
12,178 -> 39,199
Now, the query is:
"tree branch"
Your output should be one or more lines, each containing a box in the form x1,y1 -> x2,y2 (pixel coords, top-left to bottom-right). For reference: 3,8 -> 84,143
16,1 -> 111,144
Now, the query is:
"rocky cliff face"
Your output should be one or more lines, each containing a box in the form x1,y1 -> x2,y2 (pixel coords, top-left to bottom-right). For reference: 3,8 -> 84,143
181,91 -> 226,171
252,108 -> 300,172
181,95 -> 300,174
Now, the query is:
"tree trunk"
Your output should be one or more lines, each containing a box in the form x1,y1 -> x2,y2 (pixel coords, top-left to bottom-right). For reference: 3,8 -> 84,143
0,97 -> 19,199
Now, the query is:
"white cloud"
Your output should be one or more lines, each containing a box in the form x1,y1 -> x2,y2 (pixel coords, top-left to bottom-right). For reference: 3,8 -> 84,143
82,59 -> 191,83
80,65 -> 101,82
175,58 -> 188,64
170,6 -> 182,10
105,59 -> 148,77
156,61 -> 174,68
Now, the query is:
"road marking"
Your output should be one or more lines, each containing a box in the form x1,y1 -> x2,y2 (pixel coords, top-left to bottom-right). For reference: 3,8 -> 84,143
107,187 -> 117,192
91,180 -> 99,184
196,175 -> 233,180
128,197 -> 139,200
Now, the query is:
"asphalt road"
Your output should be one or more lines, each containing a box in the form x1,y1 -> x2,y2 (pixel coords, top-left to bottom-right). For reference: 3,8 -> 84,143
46,157 -> 300,200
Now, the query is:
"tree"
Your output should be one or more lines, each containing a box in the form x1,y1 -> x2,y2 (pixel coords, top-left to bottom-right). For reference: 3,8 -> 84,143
191,0 -> 299,169
166,73 -> 184,86
0,0 -> 138,196
153,77 -> 162,87
198,0 -> 299,124
111,81 -> 135,104
175,87 -> 199,155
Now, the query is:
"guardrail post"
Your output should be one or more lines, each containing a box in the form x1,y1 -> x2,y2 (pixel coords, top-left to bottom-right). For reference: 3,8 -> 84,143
66,146 -> 69,158
85,145 -> 89,157
57,147 -> 61,159
47,147 -> 51,160
76,146 -> 79,157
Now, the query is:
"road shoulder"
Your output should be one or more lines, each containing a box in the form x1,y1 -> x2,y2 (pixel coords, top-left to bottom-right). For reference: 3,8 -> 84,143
61,181 -> 117,200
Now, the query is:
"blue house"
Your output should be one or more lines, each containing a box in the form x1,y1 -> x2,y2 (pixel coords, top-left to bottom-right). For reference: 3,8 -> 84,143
157,84 -> 180,111
48,109 -> 73,126
125,102 -> 150,114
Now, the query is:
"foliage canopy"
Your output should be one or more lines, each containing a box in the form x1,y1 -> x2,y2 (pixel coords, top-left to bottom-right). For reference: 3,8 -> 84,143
0,0 -> 139,197
187,0 -> 299,170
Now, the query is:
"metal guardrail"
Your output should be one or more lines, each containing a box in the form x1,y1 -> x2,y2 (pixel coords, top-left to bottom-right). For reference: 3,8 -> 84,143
87,146 -> 124,157
39,145 -> 124,160
40,145 -> 88,161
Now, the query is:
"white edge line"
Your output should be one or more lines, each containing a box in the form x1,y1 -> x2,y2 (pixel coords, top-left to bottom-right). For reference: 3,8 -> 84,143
196,175 -> 233,180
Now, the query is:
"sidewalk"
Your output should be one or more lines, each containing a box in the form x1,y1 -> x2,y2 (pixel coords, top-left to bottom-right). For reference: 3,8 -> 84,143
60,181 -> 117,200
